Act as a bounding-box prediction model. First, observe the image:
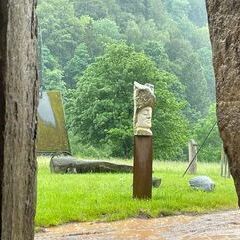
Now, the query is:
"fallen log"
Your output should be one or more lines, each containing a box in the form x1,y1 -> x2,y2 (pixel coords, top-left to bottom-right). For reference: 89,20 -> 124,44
50,156 -> 133,174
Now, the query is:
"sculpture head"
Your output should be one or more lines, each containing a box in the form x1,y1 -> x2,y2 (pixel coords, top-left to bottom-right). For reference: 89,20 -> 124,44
133,81 -> 155,136
136,107 -> 152,129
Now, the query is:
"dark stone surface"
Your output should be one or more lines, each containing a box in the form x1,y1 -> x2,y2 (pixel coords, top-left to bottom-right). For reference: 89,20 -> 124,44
152,177 -> 161,188
50,156 -> 133,174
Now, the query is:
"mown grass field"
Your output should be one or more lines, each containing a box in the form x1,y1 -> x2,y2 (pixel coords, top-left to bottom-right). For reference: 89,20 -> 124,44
36,157 -> 237,227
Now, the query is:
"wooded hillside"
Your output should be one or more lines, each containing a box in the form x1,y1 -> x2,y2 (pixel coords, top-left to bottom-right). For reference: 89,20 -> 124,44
37,0 -> 221,161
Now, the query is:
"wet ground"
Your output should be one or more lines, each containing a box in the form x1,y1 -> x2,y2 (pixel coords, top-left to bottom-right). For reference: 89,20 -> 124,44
35,210 -> 240,240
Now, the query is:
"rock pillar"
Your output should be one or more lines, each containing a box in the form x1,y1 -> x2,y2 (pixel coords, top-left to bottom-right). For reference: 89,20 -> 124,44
0,0 -> 38,239
206,0 -> 240,206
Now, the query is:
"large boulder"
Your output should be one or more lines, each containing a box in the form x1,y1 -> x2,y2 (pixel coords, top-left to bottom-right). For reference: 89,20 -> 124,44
206,0 -> 240,206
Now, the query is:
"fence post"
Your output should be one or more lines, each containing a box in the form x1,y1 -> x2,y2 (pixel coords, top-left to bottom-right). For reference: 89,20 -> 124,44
221,145 -> 231,178
188,139 -> 198,174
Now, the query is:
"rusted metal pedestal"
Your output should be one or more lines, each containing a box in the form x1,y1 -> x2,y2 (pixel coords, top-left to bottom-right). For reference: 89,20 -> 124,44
133,136 -> 153,199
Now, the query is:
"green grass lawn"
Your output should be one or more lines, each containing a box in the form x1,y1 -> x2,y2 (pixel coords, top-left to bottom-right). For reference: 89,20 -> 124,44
36,157 -> 237,227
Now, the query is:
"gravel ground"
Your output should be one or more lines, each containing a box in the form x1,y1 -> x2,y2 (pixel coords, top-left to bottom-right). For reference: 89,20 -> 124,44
35,210 -> 240,240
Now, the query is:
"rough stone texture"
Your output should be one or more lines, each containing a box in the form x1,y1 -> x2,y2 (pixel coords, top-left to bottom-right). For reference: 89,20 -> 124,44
206,0 -> 240,206
133,82 -> 155,136
189,176 -> 215,192
0,0 -> 38,239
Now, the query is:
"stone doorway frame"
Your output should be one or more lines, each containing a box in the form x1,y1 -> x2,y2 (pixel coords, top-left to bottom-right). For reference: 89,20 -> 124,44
0,1 -> 38,239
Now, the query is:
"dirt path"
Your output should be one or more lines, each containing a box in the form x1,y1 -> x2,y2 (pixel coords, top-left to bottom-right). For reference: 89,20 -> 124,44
35,210 -> 240,240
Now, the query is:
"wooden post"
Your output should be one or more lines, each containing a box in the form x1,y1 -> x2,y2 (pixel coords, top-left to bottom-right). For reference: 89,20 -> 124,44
133,136 -> 152,199
221,146 -> 224,177
221,145 -> 231,178
188,139 -> 197,174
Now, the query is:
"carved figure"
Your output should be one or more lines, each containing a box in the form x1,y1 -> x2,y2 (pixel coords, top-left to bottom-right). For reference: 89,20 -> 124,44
134,82 -> 155,136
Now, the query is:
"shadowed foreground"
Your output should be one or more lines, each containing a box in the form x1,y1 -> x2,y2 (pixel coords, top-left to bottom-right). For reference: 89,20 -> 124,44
35,210 -> 239,240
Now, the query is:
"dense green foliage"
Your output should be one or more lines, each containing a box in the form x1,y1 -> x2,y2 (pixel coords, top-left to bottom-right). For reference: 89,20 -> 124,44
37,0 -> 219,160
36,158 -> 237,226
67,44 -> 188,159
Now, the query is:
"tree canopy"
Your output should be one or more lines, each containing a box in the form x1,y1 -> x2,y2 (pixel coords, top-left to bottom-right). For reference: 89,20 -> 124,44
37,0 -> 219,160
66,44 -> 188,158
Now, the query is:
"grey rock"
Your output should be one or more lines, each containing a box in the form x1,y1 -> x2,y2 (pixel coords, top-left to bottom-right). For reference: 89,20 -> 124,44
152,177 -> 161,188
189,176 -> 215,192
